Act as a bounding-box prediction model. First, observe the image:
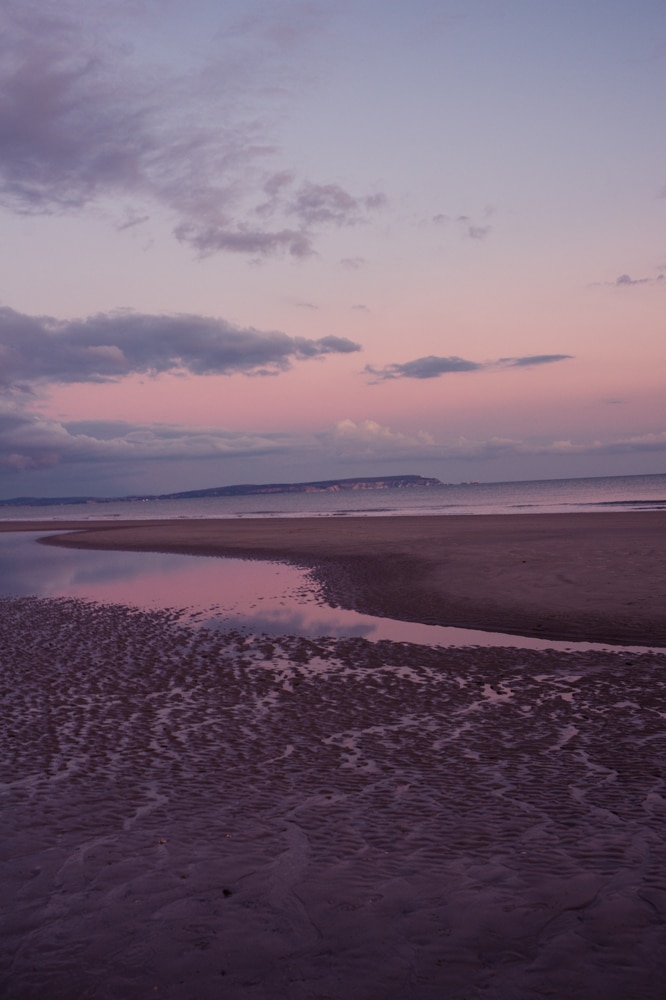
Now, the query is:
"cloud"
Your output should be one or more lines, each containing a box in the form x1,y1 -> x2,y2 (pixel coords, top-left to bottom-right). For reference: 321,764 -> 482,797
0,404 -> 294,472
0,305 -> 361,387
329,423 -> 666,464
3,404 -> 666,482
174,225 -> 316,260
330,419 -> 436,456
365,355 -> 483,382
0,410 -> 439,478
499,354 -> 574,368
457,216 -> 491,240
591,272 -> 665,288
287,184 -> 386,226
321,420 -> 666,467
613,273 -> 664,287
432,208 -> 494,240
365,353 -> 572,382
0,2 -> 386,257
615,273 -> 649,286
442,431 -> 666,461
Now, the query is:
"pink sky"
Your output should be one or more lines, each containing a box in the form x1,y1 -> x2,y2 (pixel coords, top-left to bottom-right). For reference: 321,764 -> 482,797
1,0 -> 665,496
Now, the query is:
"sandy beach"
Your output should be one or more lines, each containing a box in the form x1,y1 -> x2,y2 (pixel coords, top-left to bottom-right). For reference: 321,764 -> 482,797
8,509 -> 666,645
1,595 -> 666,999
2,512 -> 666,997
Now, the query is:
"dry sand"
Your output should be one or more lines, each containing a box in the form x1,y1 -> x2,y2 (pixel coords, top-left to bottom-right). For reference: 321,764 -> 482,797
11,509 -> 666,645
2,513 -> 666,997
1,595 -> 666,999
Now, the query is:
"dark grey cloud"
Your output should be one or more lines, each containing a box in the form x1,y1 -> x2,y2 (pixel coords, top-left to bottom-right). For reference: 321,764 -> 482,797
0,2 -> 386,257
616,273 -> 649,286
365,355 -> 482,382
614,273 -> 664,287
365,353 -> 572,382
499,354 -> 574,368
0,306 -> 361,387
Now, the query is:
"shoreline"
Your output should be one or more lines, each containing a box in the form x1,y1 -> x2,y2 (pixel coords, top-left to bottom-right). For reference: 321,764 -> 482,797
2,510 -> 665,646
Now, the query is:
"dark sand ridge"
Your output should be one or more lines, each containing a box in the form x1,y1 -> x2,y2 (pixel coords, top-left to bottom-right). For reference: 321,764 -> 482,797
4,509 -> 666,645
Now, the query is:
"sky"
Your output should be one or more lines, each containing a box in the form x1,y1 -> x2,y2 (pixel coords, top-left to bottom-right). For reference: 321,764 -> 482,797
0,0 -> 665,498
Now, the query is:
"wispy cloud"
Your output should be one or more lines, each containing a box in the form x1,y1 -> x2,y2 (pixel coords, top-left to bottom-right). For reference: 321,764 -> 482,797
329,422 -> 666,463
287,184 -> 386,226
0,1 -> 386,258
432,207 -> 495,240
365,353 -> 572,382
613,272 -> 664,287
440,431 -> 666,461
0,305 -> 361,387
591,271 -> 665,288
365,356 -> 482,382
499,354 -> 574,368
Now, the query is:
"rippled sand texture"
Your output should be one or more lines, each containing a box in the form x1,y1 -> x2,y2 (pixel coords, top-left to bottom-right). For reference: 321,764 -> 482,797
2,596 -> 666,999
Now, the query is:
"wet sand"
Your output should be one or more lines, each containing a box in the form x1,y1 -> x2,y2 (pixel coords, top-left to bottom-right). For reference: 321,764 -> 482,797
2,512 -> 666,996
6,509 -> 666,645
2,595 -> 666,999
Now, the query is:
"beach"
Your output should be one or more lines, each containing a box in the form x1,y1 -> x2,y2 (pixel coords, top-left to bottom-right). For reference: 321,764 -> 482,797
11,509 -> 666,645
2,512 -> 666,998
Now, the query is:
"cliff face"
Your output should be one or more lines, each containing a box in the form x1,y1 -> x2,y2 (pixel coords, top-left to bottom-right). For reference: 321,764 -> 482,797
164,475 -> 443,499
0,475 -> 443,506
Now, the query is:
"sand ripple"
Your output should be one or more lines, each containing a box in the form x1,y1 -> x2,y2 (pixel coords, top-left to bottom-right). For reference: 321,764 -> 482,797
2,596 -> 666,998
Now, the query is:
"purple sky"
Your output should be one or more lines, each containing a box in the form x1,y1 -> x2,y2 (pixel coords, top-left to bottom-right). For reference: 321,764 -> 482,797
1,0 -> 665,497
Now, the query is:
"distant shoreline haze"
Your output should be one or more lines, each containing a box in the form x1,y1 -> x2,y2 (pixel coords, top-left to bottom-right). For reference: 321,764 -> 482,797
0,475 -> 443,508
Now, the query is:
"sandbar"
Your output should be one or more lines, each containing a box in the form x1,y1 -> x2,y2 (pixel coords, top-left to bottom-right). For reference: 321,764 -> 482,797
4,509 -> 666,645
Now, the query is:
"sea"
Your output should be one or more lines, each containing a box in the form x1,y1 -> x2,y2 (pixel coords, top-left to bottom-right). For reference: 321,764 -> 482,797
1,472 -> 665,521
0,473 -> 663,653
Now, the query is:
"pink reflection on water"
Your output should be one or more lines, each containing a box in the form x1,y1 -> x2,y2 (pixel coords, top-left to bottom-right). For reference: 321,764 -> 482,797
0,533 -> 658,652
63,555 -> 308,614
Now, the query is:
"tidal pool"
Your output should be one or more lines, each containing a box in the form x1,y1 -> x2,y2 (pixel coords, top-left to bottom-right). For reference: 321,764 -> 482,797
0,531 -> 655,652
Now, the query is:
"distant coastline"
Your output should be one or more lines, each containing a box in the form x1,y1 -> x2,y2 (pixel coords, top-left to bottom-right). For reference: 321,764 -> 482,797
0,474 -> 442,508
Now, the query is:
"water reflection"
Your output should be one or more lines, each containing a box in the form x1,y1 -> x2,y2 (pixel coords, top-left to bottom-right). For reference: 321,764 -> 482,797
0,532 -> 656,652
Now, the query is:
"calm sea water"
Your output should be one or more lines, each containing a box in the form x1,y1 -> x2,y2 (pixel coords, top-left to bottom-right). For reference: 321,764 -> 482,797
1,472 -> 665,521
